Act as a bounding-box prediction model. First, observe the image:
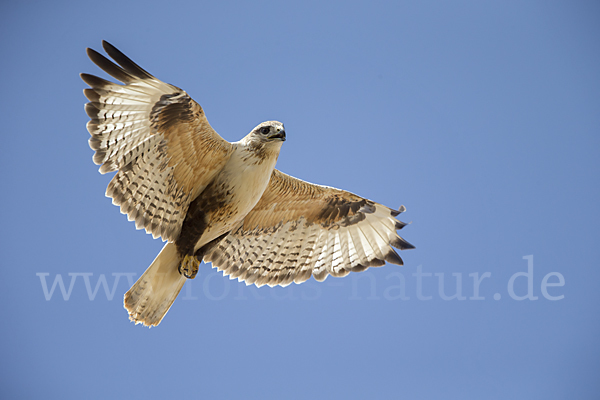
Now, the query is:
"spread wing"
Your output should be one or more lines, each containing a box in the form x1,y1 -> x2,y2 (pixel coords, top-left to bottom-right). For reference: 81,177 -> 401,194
82,41 -> 233,241
204,169 -> 414,287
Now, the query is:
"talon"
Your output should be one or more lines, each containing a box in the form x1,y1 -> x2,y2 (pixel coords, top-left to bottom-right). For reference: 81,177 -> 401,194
179,255 -> 200,279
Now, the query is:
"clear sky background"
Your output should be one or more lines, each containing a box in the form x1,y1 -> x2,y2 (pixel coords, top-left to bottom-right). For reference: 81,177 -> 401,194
1,1 -> 599,399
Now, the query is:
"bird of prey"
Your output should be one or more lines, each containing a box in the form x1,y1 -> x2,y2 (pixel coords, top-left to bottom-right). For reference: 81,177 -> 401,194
81,41 -> 414,327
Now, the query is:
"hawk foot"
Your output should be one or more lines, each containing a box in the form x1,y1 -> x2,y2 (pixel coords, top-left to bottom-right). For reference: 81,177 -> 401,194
179,255 -> 200,279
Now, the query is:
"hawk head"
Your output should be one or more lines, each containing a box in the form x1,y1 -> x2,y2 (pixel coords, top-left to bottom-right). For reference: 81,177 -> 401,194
240,121 -> 286,162
250,121 -> 286,143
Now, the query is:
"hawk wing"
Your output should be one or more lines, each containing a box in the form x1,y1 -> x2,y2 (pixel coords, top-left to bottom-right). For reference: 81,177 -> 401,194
204,169 -> 414,287
81,41 -> 233,241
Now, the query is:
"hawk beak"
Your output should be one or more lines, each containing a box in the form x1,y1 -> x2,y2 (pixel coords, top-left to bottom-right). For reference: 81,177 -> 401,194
268,130 -> 286,141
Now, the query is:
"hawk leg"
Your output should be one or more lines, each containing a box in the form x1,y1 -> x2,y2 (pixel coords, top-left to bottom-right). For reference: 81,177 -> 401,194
179,255 -> 200,279
175,196 -> 209,279
177,232 -> 230,279
175,194 -> 230,279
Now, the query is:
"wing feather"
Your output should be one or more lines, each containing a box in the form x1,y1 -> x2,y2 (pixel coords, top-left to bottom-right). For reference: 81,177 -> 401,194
205,170 -> 414,287
82,41 -> 234,241
292,224 -> 320,284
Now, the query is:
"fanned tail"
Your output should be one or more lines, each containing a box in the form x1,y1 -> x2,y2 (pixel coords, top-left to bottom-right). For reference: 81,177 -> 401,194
124,243 -> 186,327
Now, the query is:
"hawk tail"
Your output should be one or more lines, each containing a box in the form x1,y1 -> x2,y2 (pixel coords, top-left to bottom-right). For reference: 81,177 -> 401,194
124,243 -> 186,327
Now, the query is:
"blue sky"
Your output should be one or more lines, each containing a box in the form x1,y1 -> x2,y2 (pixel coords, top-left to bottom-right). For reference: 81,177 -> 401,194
1,1 -> 599,399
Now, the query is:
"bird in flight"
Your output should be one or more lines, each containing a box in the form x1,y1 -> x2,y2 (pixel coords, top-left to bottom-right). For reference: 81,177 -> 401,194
81,41 -> 414,327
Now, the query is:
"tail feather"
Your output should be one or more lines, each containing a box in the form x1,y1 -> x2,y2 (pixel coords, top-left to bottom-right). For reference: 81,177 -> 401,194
124,243 -> 186,327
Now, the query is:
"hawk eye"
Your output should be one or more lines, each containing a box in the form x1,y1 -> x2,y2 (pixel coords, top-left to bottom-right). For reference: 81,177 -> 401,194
259,126 -> 270,135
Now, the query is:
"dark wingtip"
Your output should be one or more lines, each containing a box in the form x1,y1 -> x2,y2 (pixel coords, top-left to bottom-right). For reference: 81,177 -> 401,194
390,205 -> 407,217
87,45 -> 136,83
395,220 -> 408,230
101,40 -> 117,55
84,102 -> 99,119
86,47 -> 97,59
80,72 -> 96,86
384,249 -> 404,266
83,88 -> 99,102
349,264 -> 369,273
80,73 -> 109,88
402,240 -> 416,250
101,40 -> 155,80
392,236 -> 416,250
367,258 -> 386,268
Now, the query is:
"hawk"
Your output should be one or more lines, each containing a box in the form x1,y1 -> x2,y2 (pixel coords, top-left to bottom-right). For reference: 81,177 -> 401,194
82,41 -> 414,327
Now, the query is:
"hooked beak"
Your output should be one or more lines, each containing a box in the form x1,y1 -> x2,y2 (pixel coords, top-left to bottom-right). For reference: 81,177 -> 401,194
268,129 -> 286,141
